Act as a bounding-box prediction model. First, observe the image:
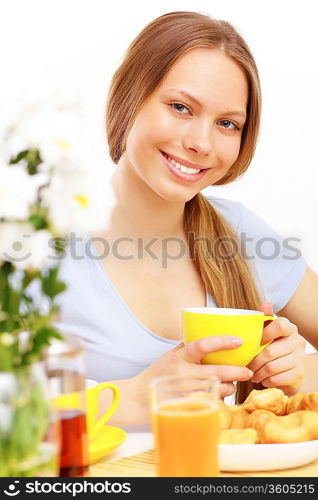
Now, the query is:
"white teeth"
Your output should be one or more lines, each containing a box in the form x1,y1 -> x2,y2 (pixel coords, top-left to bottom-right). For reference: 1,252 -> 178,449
179,164 -> 200,174
167,156 -> 201,174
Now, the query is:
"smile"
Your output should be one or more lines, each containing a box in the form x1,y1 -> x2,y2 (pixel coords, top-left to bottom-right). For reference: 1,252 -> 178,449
165,154 -> 201,174
161,151 -> 211,183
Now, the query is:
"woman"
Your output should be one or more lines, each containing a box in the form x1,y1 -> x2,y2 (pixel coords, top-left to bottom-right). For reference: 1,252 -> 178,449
57,11 -> 318,426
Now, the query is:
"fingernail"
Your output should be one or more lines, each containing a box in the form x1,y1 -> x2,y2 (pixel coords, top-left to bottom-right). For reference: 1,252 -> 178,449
247,369 -> 253,377
231,337 -> 243,346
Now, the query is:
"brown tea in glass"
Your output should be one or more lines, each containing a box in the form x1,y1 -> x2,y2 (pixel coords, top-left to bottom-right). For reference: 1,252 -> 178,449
46,335 -> 90,477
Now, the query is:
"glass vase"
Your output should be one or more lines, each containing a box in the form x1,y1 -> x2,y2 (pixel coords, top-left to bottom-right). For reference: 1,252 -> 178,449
0,362 -> 60,477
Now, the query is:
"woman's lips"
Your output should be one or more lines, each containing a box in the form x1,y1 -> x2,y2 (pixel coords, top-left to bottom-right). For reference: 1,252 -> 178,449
162,150 -> 210,170
160,151 -> 211,183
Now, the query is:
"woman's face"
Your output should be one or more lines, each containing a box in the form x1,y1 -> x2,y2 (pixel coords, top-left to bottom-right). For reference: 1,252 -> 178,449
122,47 -> 248,203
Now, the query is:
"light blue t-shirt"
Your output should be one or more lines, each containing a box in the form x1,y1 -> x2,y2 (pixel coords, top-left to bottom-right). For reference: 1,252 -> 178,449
54,196 -> 306,383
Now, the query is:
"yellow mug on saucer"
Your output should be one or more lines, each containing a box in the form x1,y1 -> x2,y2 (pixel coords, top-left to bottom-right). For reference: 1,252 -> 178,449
53,382 -> 120,435
182,307 -> 276,366
86,382 -> 120,434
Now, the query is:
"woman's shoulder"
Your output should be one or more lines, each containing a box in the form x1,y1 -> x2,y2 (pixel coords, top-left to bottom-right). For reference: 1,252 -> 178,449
204,194 -> 307,312
204,194 -> 244,232
204,194 -> 281,239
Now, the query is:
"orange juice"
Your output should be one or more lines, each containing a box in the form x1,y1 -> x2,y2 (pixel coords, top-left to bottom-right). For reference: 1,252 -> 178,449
152,399 -> 220,477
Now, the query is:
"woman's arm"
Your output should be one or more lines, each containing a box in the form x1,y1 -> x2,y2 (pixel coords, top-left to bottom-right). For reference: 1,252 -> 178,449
97,336 -> 253,426
277,266 -> 318,350
244,266 -> 318,396
277,265 -> 318,392
299,352 -> 318,392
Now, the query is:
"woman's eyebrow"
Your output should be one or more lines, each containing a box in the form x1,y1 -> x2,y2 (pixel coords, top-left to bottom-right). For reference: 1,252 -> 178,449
166,88 -> 246,120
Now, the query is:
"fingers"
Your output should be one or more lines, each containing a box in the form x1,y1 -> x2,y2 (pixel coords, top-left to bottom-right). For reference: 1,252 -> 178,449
261,317 -> 298,344
220,382 -> 236,398
184,335 -> 243,364
248,335 -> 297,373
199,363 -> 253,383
260,366 -> 304,392
171,342 -> 185,352
274,385 -> 301,397
168,350 -> 253,383
182,336 -> 252,383
248,333 -> 306,374
259,301 -> 274,316
250,352 -> 299,384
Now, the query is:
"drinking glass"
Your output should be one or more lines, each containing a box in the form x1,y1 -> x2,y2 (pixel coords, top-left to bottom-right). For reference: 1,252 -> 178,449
46,333 -> 89,477
149,374 -> 220,477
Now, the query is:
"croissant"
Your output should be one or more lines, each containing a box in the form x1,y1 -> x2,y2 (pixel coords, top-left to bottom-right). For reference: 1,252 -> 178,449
220,428 -> 259,444
242,388 -> 288,415
229,406 -> 250,429
219,389 -> 318,444
245,409 -> 277,443
297,410 -> 318,440
219,400 -> 233,430
219,401 -> 249,430
286,392 -> 318,413
257,411 -> 318,444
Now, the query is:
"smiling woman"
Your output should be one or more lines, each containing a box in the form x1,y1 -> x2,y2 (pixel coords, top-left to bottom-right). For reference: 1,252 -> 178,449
54,11 -> 318,426
125,46 -> 248,191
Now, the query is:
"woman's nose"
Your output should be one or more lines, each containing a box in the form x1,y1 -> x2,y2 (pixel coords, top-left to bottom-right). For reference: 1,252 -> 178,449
182,120 -> 213,156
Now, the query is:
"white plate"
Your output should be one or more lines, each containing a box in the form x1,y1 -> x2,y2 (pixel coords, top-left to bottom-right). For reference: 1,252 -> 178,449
219,440 -> 318,471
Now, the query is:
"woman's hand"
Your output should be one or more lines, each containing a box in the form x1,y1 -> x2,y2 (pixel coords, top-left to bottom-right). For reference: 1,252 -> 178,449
104,335 -> 253,427
247,302 -> 307,396
138,335 -> 253,399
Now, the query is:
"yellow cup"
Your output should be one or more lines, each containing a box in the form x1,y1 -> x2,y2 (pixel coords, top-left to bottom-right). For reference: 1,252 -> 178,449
182,307 -> 275,366
86,382 -> 120,434
53,382 -> 120,435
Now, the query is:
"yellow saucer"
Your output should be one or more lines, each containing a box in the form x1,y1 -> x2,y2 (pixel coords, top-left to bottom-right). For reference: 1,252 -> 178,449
89,426 -> 127,464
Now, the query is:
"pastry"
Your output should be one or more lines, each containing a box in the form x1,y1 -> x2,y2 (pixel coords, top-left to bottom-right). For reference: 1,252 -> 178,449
219,390 -> 318,444
242,388 -> 288,415
219,401 -> 249,429
219,428 -> 258,444
286,392 -> 318,413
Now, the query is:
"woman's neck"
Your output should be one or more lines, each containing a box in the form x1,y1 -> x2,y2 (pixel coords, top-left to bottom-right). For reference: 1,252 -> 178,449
108,161 -> 186,240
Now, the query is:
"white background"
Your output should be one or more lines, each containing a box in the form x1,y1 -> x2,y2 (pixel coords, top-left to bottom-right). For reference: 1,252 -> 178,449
1,0 -> 317,272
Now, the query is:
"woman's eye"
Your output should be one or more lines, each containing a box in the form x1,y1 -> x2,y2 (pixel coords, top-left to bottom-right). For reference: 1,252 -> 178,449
170,103 -> 190,114
218,119 -> 240,131
169,106 -> 241,130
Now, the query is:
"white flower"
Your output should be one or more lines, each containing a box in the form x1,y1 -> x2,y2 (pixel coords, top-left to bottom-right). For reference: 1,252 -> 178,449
0,164 -> 45,220
41,168 -> 115,235
0,222 -> 54,270
2,92 -> 105,174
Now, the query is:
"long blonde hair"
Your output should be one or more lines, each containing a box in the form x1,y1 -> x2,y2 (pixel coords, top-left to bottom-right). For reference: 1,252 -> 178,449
106,11 -> 263,402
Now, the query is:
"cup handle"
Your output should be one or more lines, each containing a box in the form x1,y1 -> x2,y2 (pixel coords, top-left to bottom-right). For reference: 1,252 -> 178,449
87,382 -> 120,433
254,314 -> 277,356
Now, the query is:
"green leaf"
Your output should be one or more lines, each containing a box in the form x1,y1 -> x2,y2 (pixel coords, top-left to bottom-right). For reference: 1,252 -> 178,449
9,150 -> 28,164
26,149 -> 42,175
9,149 -> 43,175
28,214 -> 48,230
0,278 -> 21,332
6,293 -> 21,331
1,261 -> 14,277
50,237 -> 67,256
21,326 -> 62,366
41,266 -> 67,300
21,270 -> 40,290
0,341 -> 16,370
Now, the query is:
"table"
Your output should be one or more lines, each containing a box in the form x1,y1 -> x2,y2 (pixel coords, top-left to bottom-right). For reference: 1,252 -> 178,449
89,431 -> 318,477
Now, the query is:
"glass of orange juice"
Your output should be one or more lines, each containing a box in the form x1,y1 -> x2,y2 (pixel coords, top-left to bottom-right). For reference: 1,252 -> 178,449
149,374 -> 220,477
